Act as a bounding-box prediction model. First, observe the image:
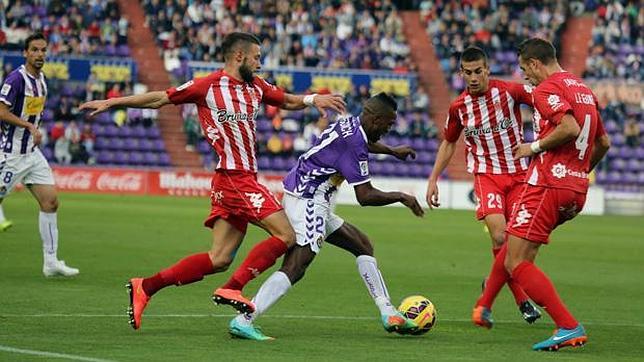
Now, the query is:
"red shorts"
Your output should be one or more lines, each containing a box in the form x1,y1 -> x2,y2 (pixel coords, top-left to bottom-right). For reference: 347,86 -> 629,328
473,172 -> 526,220
204,170 -> 283,233
506,185 -> 586,244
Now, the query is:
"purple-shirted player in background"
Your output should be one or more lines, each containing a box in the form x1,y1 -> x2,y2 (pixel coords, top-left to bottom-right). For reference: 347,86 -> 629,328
0,33 -> 79,277
227,92 -> 425,340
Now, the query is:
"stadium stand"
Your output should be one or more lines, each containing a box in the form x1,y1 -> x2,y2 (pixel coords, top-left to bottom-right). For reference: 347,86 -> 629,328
584,1 -> 643,81
1,0 -> 130,57
421,0 -> 569,91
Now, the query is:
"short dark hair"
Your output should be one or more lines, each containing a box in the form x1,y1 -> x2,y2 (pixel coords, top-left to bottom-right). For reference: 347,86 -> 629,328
363,92 -> 398,116
460,46 -> 488,65
24,32 -> 47,51
221,32 -> 261,61
517,38 -> 556,65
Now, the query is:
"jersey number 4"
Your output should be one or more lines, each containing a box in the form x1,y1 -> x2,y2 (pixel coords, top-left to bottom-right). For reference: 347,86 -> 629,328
574,114 -> 591,160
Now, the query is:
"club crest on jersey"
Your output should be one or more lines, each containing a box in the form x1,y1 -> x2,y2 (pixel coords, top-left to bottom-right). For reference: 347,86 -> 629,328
547,94 -> 564,111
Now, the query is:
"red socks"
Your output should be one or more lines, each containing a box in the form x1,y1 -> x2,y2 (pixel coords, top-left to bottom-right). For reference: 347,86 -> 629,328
142,253 -> 215,297
477,245 -> 529,308
221,236 -> 288,291
512,261 -> 578,329
477,245 -> 511,308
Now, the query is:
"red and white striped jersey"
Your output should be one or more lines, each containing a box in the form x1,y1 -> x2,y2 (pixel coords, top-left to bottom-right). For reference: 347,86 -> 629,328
166,69 -> 285,172
444,79 -> 533,174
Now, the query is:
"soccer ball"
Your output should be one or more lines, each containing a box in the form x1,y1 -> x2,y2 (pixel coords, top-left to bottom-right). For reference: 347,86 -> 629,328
397,295 -> 436,335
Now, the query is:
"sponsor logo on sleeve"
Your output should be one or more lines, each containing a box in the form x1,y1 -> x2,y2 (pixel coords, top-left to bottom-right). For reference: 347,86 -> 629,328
359,160 -> 369,176
1,84 -> 11,96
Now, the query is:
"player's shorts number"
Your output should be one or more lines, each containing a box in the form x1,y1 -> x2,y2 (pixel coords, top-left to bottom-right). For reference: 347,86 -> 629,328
2,171 -> 13,184
487,193 -> 502,209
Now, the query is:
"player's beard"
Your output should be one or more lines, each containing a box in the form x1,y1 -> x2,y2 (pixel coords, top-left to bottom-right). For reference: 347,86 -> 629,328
239,60 -> 254,83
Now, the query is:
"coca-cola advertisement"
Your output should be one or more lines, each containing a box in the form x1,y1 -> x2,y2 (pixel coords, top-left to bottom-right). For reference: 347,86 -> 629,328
48,167 -> 285,198
53,167 -> 148,194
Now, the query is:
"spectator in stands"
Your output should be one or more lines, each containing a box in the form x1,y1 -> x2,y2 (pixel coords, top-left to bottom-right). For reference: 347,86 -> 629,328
80,124 -> 96,162
409,111 -> 438,139
182,103 -> 200,152
51,121 -> 71,164
302,116 -> 329,149
624,118 -> 640,147
107,83 -> 123,99
266,133 -> 283,155
66,121 -> 87,164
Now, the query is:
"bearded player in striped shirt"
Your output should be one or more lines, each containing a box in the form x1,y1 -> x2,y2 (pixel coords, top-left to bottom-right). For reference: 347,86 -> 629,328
424,47 -> 541,325
80,32 -> 346,330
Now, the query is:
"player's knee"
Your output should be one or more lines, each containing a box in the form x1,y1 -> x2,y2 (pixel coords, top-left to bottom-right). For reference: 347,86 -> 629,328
491,231 -> 505,248
41,197 -> 59,213
275,228 -> 296,247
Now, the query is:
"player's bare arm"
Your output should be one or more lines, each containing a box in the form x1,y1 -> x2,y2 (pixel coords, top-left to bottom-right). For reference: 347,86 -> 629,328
513,114 -> 581,158
354,182 -> 424,217
367,142 -> 416,161
79,91 -> 171,116
589,134 -> 611,171
425,140 -> 456,209
280,93 -> 346,117
0,102 -> 42,145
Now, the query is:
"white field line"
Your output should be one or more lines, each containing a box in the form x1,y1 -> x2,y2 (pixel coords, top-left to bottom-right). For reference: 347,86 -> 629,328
0,345 -> 115,362
1,313 -> 643,328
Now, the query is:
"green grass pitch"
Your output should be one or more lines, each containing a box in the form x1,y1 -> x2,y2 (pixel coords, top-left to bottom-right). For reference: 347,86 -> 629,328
1,191 -> 643,361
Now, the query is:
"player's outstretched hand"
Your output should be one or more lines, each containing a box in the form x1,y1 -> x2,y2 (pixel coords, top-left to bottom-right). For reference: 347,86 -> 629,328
400,193 -> 425,217
79,99 -> 112,117
425,181 -> 440,209
391,145 -> 416,161
512,143 -> 534,159
313,94 -> 346,118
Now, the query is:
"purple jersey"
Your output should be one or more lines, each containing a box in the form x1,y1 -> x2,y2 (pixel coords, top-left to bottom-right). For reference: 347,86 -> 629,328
0,65 -> 48,155
283,116 -> 370,204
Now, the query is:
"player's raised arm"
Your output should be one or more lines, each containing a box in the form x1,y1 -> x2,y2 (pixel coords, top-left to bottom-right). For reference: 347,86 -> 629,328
0,102 -> 42,145
367,142 -> 416,161
79,91 -> 171,117
353,182 -> 424,217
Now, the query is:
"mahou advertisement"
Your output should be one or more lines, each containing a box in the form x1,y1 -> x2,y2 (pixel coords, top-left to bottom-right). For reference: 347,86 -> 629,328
51,167 -> 285,199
